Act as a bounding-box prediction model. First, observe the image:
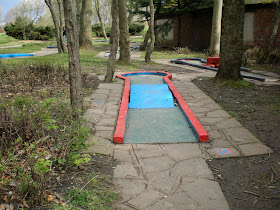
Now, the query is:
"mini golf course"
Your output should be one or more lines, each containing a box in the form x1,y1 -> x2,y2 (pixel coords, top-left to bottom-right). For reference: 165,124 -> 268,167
171,58 -> 265,82
114,71 -> 209,144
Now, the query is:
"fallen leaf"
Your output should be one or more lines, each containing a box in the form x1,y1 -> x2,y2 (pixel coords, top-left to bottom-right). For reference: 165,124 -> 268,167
23,200 -> 30,209
3,195 -> 8,202
47,195 -> 54,202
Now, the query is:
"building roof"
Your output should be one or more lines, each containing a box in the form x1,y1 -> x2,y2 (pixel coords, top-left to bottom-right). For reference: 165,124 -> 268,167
245,0 -> 278,4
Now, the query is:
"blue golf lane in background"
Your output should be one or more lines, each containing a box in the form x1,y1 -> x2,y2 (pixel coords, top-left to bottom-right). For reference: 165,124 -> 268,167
0,53 -> 34,58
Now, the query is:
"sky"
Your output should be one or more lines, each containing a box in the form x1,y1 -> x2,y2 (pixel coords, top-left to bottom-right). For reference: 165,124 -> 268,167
0,0 -> 21,18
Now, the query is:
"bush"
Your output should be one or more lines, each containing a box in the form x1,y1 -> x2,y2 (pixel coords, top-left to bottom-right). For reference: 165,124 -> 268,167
4,17 -> 55,40
92,23 -> 145,37
129,24 -> 144,35
92,24 -> 111,37
243,46 -> 280,65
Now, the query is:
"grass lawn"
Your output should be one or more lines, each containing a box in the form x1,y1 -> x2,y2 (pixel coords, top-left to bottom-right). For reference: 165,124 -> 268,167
0,34 -> 18,45
148,50 -> 207,60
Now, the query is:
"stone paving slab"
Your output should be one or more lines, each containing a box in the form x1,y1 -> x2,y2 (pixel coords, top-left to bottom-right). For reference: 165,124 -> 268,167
84,68 -> 273,209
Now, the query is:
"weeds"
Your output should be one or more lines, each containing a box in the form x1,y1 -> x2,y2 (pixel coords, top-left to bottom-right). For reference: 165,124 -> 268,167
0,62 -> 68,98
0,60 -> 117,208
0,96 -> 91,208
243,46 -> 280,66
220,80 -> 253,89
63,174 -> 119,209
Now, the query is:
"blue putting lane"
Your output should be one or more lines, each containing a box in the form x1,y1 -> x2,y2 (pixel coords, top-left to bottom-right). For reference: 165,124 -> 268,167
129,84 -> 174,109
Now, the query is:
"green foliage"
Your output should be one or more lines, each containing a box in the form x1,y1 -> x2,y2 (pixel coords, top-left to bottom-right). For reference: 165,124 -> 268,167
92,23 -> 145,37
0,95 -> 91,207
35,159 -> 51,173
129,24 -> 145,35
219,80 -> 253,89
92,24 -> 111,37
65,175 -> 120,209
4,17 -> 55,40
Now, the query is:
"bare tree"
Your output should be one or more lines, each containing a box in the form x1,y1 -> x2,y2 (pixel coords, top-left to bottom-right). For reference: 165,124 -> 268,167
0,6 -> 3,23
145,0 -> 155,62
45,0 -> 65,52
215,0 -> 245,81
118,0 -> 130,63
105,0 -> 119,83
5,0 -> 46,24
209,0 -> 223,56
94,0 -> 108,40
63,0 -> 83,118
79,0 -> 93,50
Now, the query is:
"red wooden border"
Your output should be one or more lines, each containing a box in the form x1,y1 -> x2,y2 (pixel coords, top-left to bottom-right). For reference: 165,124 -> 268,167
113,71 -> 209,143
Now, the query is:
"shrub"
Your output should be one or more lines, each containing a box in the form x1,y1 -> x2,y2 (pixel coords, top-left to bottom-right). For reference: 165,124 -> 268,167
243,46 -> 280,64
92,23 -> 144,37
129,24 -> 144,35
92,24 -> 111,37
4,18 -> 55,40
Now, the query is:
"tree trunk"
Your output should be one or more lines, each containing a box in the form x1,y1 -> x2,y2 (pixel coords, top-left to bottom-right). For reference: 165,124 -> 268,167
266,0 -> 280,59
95,0 -> 108,40
45,0 -> 65,53
63,0 -> 83,118
105,0 -> 119,83
76,0 -> 82,35
118,0 -> 130,63
215,0 -> 245,81
145,0 -> 155,62
177,15 -> 181,47
154,0 -> 162,47
141,27 -> 150,50
209,0 -> 223,56
140,7 -> 151,50
79,0 -> 93,50
57,0 -> 65,52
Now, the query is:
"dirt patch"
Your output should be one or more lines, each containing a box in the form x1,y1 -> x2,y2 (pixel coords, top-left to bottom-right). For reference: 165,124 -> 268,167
82,73 -> 100,89
193,78 -> 280,209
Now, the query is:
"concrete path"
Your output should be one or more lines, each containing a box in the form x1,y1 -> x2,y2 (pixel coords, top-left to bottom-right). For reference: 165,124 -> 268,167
32,47 -> 58,57
0,45 -> 23,49
0,47 -> 58,59
84,65 -> 273,209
